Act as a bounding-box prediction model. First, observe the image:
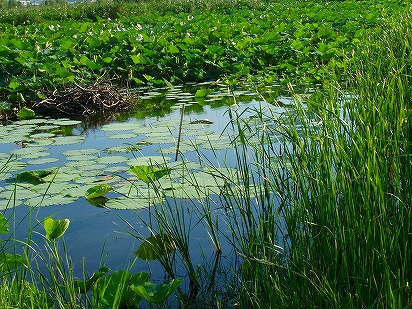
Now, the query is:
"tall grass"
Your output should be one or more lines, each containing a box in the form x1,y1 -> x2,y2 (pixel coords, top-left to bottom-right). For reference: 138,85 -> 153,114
210,7 -> 412,308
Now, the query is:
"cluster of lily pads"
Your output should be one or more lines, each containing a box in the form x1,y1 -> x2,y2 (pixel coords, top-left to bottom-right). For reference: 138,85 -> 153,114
1,84 -> 289,211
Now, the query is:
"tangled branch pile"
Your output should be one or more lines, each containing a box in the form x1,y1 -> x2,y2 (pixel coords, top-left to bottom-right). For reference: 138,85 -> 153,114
34,81 -> 133,116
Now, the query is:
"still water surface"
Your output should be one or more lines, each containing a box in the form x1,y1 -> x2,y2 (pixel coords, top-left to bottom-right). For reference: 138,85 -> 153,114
0,85 -> 293,286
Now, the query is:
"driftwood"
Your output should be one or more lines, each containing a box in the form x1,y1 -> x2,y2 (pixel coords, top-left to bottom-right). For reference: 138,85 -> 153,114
33,81 -> 133,116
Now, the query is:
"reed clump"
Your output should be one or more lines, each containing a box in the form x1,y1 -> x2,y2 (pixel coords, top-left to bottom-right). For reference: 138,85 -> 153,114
218,7 -> 412,308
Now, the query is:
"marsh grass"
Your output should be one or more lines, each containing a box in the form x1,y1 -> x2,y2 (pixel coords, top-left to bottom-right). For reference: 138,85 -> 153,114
136,7 -> 412,308
206,8 -> 412,308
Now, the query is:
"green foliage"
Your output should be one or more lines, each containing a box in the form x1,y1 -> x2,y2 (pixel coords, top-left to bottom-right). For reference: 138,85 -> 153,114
85,184 -> 114,199
43,217 -> 70,240
0,0 -> 405,117
0,213 -> 8,234
135,233 -> 176,260
130,165 -> 171,184
130,278 -> 183,304
91,270 -> 146,308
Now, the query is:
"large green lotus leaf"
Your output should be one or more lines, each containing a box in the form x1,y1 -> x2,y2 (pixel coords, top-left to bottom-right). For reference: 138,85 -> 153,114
131,278 -> 183,304
85,184 -> 114,199
0,213 -> 9,234
13,119 -> 45,125
92,270 -> 149,309
64,160 -> 94,168
136,233 -> 176,260
44,217 -> 70,240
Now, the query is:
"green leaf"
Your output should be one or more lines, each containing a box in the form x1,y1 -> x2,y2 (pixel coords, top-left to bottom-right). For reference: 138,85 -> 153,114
92,270 -> 149,308
136,233 -> 176,260
0,252 -> 27,271
14,169 -> 54,184
44,217 -> 70,240
0,213 -> 8,234
131,278 -> 183,304
194,89 -> 213,98
130,165 -> 171,184
73,267 -> 110,294
85,184 -> 113,199
16,107 -> 35,120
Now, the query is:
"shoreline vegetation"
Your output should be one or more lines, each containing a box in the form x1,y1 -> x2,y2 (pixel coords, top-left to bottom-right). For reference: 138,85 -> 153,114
0,0 -> 407,120
1,0 -> 412,308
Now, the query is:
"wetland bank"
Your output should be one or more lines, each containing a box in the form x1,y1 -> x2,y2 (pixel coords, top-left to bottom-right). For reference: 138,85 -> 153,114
1,0 -> 412,308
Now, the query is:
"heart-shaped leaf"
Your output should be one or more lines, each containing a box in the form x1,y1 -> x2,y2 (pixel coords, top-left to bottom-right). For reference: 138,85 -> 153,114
136,233 -> 176,260
44,217 -> 70,240
85,184 -> 114,199
131,278 -> 183,304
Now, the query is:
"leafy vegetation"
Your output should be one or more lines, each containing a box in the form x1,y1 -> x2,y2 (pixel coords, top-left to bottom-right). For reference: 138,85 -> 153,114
0,0 -> 407,119
0,0 -> 411,308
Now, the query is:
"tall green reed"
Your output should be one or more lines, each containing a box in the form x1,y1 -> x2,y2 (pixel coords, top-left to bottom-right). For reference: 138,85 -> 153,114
216,8 -> 412,308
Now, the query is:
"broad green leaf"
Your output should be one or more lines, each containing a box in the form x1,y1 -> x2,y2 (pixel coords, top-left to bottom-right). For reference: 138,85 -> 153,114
92,270 -> 150,308
73,267 -> 110,294
130,165 -> 171,184
131,278 -> 183,304
0,252 -> 27,271
85,184 -> 113,199
136,233 -> 176,260
14,169 -> 54,184
194,89 -> 213,98
16,107 -> 35,120
44,217 -> 70,240
0,213 -> 8,234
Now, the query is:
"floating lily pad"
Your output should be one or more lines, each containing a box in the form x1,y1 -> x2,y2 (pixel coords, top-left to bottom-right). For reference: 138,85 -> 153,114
0,198 -> 23,210
101,122 -> 138,131
108,133 -> 137,139
26,158 -> 59,165
25,195 -> 77,207
52,119 -> 82,126
98,155 -> 129,165
53,136 -> 85,145
105,197 -> 154,210
62,148 -> 100,156
128,156 -> 171,166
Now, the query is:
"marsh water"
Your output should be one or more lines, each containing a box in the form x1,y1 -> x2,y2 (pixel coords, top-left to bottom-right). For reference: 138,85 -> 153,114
0,83 -> 294,286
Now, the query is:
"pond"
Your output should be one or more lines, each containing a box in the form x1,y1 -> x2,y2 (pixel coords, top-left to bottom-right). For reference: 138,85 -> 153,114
0,82 -> 296,291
